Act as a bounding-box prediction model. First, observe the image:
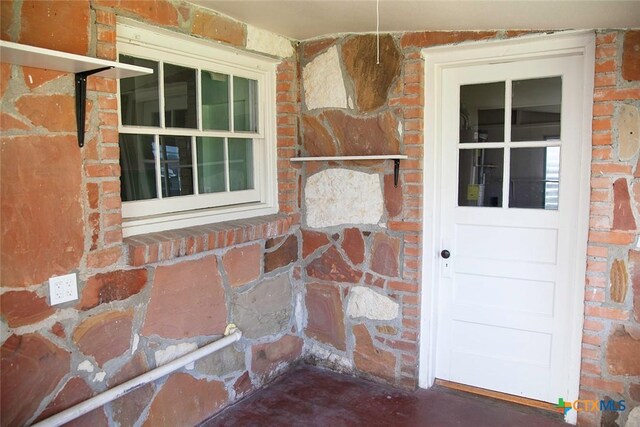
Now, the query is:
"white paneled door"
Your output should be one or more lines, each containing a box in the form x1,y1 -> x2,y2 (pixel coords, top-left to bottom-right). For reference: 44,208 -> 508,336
434,54 -> 585,403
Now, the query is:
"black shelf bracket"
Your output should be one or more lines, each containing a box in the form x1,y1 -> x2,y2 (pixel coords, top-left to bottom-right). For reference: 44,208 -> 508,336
393,159 -> 401,188
75,66 -> 113,147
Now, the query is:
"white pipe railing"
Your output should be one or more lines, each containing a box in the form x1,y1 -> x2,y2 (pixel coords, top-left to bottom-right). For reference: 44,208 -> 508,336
33,327 -> 242,427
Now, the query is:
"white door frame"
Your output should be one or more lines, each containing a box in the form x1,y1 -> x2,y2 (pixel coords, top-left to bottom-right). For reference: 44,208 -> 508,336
419,31 -> 595,424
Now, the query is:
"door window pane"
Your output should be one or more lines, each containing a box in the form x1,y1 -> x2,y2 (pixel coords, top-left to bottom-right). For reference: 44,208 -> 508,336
510,147 -> 560,209
160,136 -> 193,197
202,71 -> 230,131
511,77 -> 561,142
197,137 -> 226,194
119,56 -> 159,127
460,82 -> 505,143
229,138 -> 254,191
233,76 -> 258,132
164,64 -> 197,128
120,134 -> 157,201
458,148 -> 504,207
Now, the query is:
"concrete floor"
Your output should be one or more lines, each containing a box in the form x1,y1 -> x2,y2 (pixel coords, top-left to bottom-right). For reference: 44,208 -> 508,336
202,365 -> 568,427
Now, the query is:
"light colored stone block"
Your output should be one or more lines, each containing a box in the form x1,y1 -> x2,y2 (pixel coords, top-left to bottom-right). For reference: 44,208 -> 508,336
155,342 -> 198,370
303,46 -> 348,110
618,104 -> 640,160
305,169 -> 383,228
347,286 -> 399,321
246,25 -> 295,58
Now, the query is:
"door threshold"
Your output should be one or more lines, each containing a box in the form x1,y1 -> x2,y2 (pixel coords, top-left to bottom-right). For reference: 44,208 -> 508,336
434,379 -> 563,415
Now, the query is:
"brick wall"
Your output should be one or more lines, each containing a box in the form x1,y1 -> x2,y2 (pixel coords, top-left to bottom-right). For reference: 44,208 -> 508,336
578,30 -> 640,427
1,1 -> 639,426
0,1 -> 303,426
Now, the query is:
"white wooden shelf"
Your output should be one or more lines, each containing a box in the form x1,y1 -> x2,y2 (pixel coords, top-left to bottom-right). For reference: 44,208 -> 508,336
0,40 -> 151,79
290,155 -> 408,162
1,40 -> 153,147
291,155 -> 408,187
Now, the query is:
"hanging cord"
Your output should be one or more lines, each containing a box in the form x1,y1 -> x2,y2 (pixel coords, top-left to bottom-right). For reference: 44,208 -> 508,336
376,0 -> 380,64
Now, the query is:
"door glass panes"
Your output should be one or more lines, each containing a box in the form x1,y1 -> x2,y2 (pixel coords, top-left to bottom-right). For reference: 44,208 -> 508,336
512,77 -> 561,142
229,138 -> 254,191
119,56 -> 159,127
233,76 -> 258,132
202,71 -> 230,131
197,137 -> 226,194
509,147 -> 560,209
460,82 -> 505,143
458,149 -> 504,207
164,64 -> 197,129
120,134 -> 157,201
160,136 -> 193,198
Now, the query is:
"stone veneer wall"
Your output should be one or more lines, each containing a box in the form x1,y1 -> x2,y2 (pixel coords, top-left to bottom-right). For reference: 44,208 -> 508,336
297,30 -> 640,426
0,1 -> 304,426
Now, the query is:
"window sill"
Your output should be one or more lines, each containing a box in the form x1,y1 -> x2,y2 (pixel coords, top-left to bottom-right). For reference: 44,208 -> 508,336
124,213 -> 300,266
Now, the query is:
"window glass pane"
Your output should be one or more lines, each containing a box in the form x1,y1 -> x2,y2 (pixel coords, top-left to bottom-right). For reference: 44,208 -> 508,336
509,147 -> 560,209
160,136 -> 193,197
164,63 -> 197,128
119,55 -> 159,127
458,148 -> 504,207
233,76 -> 258,132
460,82 -> 505,143
120,134 -> 157,201
197,137 -> 226,193
512,77 -> 562,142
229,138 -> 254,191
202,71 -> 230,131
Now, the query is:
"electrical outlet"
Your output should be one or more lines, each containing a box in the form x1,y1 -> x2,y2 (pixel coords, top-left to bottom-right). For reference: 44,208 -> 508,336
49,273 -> 78,305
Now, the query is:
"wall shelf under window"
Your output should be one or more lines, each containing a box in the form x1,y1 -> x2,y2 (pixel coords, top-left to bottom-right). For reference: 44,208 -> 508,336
291,155 -> 408,187
0,40 -> 153,147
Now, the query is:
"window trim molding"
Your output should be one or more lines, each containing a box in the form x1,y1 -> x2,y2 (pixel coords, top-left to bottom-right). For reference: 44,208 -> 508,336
116,20 -> 279,237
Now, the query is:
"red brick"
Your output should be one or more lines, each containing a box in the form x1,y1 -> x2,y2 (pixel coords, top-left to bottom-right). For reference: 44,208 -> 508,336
584,305 -> 629,320
588,230 -> 636,245
622,30 -> 640,81
596,46 -> 617,59
592,133 -> 612,146
95,9 -> 115,26
594,88 -> 640,101
580,376 -> 624,393
583,319 -> 605,332
595,59 -> 616,73
191,10 -> 245,46
87,246 -> 122,268
85,163 -> 120,178
592,163 -> 633,175
388,221 -> 421,232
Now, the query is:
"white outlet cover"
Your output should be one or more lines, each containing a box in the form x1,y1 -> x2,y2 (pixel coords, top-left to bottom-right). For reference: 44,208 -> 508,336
49,273 -> 78,305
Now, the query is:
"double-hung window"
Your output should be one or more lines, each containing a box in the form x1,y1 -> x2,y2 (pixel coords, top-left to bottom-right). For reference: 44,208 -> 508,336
117,23 -> 278,236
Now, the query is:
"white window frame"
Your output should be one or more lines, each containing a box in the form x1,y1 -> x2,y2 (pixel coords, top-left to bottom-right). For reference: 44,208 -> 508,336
116,21 -> 279,237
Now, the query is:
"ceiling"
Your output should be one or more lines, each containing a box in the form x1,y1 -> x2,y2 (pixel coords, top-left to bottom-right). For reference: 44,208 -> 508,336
191,0 -> 640,40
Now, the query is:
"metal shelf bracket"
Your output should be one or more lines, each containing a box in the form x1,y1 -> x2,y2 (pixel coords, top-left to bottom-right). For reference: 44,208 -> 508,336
75,66 -> 113,148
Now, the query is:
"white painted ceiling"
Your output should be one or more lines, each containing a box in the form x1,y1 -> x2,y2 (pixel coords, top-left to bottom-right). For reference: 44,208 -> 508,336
191,0 -> 640,40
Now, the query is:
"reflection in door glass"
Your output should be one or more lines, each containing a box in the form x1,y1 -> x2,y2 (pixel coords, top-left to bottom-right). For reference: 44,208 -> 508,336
460,82 -> 505,143
458,148 -> 504,207
509,147 -> 560,209
120,134 -> 157,201
512,77 -> 561,142
164,64 -> 197,129
159,136 -> 194,197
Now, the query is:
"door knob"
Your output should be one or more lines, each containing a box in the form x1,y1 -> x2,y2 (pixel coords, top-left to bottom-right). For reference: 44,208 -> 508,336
441,250 -> 451,259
